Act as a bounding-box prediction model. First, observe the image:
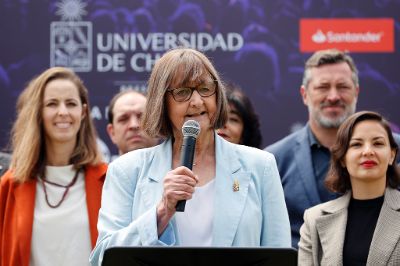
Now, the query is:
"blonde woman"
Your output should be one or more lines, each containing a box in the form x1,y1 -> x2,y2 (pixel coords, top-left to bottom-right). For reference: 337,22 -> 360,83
0,67 -> 107,266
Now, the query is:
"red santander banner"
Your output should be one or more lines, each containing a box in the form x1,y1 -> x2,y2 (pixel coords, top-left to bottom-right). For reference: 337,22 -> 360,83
300,18 -> 394,52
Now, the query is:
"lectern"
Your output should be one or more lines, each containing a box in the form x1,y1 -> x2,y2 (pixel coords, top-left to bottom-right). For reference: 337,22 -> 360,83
102,246 -> 297,266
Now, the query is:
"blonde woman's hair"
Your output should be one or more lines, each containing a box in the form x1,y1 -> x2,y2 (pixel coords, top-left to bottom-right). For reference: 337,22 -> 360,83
142,47 -> 228,138
10,67 -> 102,182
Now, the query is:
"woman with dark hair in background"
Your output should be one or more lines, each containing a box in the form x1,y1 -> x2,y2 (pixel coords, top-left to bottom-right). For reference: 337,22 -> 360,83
298,111 -> 400,265
216,83 -> 262,148
0,67 -> 107,266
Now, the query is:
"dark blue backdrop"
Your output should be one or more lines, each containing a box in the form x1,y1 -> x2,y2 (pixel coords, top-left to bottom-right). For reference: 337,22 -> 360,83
1,0 -> 399,160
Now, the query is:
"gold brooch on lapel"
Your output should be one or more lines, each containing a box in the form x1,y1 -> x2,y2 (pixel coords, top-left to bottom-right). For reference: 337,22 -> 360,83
233,179 -> 239,192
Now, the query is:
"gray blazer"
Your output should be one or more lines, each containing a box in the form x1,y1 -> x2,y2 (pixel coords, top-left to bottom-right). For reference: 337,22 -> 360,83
266,125 -> 322,247
298,187 -> 400,266
266,124 -> 400,248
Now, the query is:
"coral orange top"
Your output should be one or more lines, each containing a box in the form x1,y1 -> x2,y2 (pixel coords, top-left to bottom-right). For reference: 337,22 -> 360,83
0,163 -> 107,266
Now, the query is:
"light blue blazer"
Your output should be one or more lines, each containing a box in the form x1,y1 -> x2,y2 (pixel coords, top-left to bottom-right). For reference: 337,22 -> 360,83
90,135 -> 291,266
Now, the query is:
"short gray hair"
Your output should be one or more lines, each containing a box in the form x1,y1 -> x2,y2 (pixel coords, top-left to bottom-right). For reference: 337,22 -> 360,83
302,49 -> 359,88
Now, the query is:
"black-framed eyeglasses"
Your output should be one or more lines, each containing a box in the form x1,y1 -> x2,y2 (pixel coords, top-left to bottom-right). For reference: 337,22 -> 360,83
167,81 -> 217,102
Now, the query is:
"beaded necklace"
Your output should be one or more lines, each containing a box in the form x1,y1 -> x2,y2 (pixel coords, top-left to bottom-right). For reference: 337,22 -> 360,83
40,169 -> 80,208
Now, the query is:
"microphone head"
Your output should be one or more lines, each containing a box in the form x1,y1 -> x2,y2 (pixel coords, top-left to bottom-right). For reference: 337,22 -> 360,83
182,120 -> 201,138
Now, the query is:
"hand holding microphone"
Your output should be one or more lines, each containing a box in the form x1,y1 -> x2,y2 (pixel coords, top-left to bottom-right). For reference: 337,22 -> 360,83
156,120 -> 200,234
175,120 -> 200,212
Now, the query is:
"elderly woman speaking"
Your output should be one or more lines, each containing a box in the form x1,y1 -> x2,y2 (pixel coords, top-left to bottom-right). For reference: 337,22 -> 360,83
90,48 -> 290,265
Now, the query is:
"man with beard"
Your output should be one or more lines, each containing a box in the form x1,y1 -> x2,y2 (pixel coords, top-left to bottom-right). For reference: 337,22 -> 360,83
107,89 -> 159,156
266,49 -> 400,248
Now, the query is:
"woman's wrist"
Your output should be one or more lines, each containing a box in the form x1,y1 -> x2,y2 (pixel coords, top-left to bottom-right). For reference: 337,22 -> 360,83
156,201 -> 175,236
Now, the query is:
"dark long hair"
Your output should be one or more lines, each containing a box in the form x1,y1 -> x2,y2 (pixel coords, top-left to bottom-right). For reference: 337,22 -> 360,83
225,83 -> 262,148
325,111 -> 400,193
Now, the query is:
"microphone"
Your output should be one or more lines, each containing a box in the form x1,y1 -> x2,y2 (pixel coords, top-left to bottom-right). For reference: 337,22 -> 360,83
175,120 -> 201,212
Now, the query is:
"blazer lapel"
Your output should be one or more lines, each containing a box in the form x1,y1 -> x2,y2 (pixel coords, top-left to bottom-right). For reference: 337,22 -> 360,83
294,126 -> 321,205
212,136 -> 250,246
367,188 -> 400,266
14,179 -> 36,266
138,137 -> 252,246
316,193 -> 350,265
139,139 -> 172,211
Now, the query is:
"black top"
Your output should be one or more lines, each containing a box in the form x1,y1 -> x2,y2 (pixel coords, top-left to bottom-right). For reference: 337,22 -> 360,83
343,195 -> 384,266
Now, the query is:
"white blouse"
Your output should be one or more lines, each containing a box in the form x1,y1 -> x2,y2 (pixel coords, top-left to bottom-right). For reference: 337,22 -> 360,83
30,165 -> 91,266
175,179 -> 216,246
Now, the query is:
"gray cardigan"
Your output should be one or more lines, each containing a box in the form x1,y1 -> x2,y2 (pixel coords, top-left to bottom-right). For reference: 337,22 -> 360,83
298,187 -> 400,266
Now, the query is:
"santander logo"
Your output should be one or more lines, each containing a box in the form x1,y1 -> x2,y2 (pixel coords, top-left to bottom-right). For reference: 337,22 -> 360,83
311,29 -> 383,44
300,18 -> 394,52
311,30 -> 327,43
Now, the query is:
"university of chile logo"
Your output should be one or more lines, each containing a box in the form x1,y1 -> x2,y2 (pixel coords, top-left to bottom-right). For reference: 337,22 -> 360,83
50,0 -> 92,72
